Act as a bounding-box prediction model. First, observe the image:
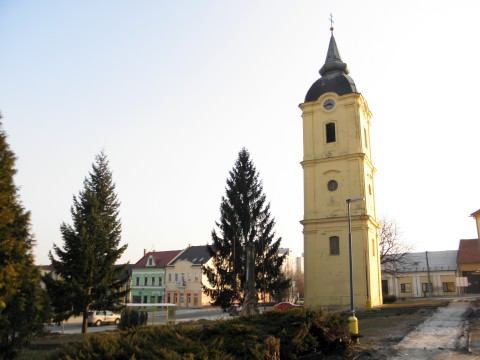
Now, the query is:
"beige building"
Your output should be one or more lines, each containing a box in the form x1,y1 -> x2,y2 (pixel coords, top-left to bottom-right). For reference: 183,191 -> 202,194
279,248 -> 294,275
165,245 -> 213,307
382,251 -> 457,298
300,29 -> 382,309
295,254 -> 304,275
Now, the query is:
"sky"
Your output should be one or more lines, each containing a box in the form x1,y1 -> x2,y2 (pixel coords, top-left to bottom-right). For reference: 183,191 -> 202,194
1,1 -> 479,265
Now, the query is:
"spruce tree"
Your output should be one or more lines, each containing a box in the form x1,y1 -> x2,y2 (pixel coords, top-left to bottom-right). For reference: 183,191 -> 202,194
203,148 -> 290,309
46,152 -> 127,334
0,121 -> 47,359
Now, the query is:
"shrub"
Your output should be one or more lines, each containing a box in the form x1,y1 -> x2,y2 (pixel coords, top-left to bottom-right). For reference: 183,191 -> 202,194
383,295 -> 397,304
54,309 -> 352,359
118,308 -> 148,330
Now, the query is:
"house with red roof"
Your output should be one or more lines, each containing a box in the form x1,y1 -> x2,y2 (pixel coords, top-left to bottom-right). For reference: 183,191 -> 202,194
457,209 -> 480,293
129,250 -> 181,304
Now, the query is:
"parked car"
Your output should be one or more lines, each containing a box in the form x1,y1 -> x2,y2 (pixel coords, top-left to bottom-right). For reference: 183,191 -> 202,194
87,310 -> 121,326
272,302 -> 302,311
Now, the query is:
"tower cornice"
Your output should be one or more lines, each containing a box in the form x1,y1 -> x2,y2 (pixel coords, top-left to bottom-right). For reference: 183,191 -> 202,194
301,152 -> 377,174
301,214 -> 380,229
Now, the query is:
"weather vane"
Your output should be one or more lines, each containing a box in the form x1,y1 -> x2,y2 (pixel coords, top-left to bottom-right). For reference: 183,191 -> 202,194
329,13 -> 334,33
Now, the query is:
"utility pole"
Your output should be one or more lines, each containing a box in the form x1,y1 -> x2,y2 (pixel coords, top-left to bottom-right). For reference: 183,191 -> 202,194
425,251 -> 433,297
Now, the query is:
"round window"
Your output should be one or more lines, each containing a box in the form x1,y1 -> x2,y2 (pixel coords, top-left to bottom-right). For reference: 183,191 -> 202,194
327,180 -> 338,191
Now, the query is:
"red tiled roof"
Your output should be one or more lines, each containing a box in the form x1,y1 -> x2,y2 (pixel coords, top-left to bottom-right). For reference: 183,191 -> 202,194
133,250 -> 181,268
457,239 -> 480,264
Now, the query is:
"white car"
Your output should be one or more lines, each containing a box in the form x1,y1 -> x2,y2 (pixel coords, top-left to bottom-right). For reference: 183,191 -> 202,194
87,310 -> 121,326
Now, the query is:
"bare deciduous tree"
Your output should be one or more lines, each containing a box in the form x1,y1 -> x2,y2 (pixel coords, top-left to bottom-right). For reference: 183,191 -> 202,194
379,218 -> 412,273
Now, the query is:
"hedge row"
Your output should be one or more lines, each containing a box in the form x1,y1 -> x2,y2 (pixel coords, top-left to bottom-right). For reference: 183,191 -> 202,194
54,309 -> 352,360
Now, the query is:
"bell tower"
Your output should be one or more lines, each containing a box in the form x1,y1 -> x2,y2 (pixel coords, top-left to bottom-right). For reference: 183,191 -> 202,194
300,28 -> 382,309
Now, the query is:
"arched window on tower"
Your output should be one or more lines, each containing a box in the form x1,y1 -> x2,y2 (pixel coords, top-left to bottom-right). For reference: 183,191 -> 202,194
326,122 -> 336,143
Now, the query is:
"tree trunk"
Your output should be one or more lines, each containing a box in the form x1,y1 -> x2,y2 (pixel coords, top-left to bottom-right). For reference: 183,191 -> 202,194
82,306 -> 88,334
241,242 -> 258,316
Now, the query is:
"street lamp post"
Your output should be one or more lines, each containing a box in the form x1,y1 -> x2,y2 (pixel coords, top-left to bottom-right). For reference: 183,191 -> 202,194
346,197 -> 363,342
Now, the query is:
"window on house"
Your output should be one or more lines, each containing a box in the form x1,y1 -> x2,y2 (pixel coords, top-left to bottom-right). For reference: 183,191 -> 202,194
421,282 -> 432,294
167,293 -> 171,303
150,296 -> 155,303
194,272 -> 199,281
132,295 -> 141,303
143,295 -> 148,303
175,273 -> 178,282
193,293 -> 199,306
168,273 -> 172,282
329,236 -> 340,255
136,277 -> 139,286
400,283 -> 412,293
157,296 -> 162,303
326,122 -> 336,143
187,293 -> 191,304
147,257 -> 153,266
144,277 -> 148,286
442,282 -> 455,293
151,277 -> 155,286
159,277 -> 162,286
382,280 -> 389,294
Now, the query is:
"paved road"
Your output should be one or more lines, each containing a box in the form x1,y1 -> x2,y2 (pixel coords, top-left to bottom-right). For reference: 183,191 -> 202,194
45,307 -> 228,334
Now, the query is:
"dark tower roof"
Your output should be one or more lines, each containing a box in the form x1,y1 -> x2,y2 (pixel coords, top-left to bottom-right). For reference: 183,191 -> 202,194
305,33 -> 357,102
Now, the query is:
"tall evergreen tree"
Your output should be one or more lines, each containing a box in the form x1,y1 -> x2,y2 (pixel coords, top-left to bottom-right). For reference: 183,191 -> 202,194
0,121 -> 47,359
203,148 -> 290,309
46,152 -> 127,334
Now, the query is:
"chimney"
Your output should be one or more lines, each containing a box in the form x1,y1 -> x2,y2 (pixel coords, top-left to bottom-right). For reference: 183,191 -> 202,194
143,249 -> 146,256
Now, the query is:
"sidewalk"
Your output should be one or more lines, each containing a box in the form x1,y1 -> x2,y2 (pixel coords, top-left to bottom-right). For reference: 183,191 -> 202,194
391,300 -> 472,359
467,306 -> 480,355
175,306 -> 222,315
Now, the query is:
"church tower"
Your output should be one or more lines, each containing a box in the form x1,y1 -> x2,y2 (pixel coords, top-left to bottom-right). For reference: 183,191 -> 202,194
300,28 -> 382,309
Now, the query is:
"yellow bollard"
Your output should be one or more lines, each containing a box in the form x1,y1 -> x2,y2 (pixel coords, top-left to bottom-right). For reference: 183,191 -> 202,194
348,314 -> 359,343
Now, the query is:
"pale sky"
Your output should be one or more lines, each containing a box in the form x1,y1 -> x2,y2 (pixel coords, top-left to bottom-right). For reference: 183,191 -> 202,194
1,1 -> 479,265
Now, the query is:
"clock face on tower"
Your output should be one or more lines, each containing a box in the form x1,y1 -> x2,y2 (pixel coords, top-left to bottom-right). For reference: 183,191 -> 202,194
323,98 -> 335,110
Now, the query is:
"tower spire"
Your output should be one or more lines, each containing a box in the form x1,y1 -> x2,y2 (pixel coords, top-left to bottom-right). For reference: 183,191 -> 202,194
304,17 -> 357,102
319,17 -> 349,77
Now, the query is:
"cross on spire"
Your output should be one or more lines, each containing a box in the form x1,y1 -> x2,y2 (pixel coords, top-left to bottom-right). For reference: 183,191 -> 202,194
329,13 -> 334,33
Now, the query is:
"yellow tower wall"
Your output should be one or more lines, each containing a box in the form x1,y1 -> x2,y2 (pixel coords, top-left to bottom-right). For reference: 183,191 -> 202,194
301,92 -> 382,310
